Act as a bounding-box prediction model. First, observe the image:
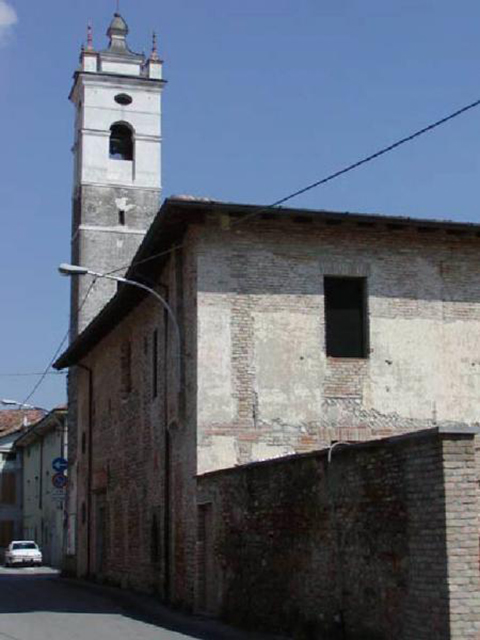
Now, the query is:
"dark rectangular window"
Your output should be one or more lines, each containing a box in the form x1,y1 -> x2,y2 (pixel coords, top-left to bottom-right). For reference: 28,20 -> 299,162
152,329 -> 158,399
0,473 -> 16,505
0,520 -> 14,547
120,340 -> 132,396
324,276 -> 368,358
150,508 -> 160,564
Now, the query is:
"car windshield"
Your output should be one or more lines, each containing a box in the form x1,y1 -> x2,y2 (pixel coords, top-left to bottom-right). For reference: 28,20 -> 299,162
12,543 -> 37,550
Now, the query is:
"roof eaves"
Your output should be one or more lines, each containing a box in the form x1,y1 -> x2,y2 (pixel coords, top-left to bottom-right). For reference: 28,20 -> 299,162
14,409 -> 66,448
54,198 -> 201,369
53,197 -> 480,370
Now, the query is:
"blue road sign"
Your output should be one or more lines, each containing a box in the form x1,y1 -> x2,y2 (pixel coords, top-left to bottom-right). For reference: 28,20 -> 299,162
52,457 -> 68,473
52,473 -> 68,489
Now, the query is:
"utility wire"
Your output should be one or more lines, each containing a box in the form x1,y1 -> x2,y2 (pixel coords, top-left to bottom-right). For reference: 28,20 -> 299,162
234,95 -> 480,225
0,372 -> 66,378
23,95 -> 480,399
104,95 -> 480,276
21,280 -> 97,406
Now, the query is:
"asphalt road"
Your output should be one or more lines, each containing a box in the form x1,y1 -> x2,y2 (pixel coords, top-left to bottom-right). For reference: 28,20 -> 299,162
0,566 -> 217,640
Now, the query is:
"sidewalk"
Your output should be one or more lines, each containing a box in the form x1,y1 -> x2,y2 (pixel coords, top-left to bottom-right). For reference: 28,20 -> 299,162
58,576 -> 289,640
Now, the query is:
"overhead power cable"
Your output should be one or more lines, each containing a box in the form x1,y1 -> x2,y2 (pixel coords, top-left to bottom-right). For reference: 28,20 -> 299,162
105,95 -> 480,276
234,95 -> 480,225
22,95 -> 480,400
21,280 -> 97,406
0,372 -> 65,378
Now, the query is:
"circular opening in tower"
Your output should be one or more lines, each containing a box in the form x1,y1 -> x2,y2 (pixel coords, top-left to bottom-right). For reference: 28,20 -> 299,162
115,93 -> 133,106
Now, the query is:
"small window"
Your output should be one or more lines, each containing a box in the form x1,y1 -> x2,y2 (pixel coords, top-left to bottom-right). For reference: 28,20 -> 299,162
0,473 -> 16,505
152,329 -> 158,399
151,511 -> 160,564
324,277 -> 368,358
118,210 -> 125,226
115,93 -> 133,106
109,123 -> 133,161
0,521 -> 14,547
6,452 -> 16,462
120,340 -> 132,396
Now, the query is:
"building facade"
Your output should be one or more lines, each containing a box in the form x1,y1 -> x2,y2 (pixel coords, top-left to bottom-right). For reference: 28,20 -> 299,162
15,409 -> 68,568
0,409 -> 43,558
55,198 -> 480,607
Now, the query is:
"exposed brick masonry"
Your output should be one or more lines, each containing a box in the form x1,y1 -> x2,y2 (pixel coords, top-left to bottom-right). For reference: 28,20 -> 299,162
197,428 -> 480,640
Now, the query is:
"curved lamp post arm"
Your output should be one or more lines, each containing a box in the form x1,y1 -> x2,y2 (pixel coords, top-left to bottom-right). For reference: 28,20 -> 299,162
90,271 -> 181,363
1,399 -> 42,410
58,264 -> 182,387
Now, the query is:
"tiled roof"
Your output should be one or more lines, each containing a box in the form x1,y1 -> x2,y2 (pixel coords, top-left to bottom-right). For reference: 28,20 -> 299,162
0,410 -> 44,438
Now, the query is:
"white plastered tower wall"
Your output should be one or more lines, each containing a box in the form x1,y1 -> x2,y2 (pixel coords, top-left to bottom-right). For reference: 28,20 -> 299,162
69,14 -> 165,337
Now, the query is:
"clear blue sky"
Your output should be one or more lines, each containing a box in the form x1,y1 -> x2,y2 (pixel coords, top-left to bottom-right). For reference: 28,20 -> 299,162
1,0 -> 480,409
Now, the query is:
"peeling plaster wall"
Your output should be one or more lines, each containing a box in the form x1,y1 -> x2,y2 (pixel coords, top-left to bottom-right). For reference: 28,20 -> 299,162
196,218 -> 480,474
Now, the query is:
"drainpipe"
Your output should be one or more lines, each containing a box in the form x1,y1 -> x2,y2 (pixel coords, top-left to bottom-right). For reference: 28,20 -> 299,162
78,363 -> 93,577
161,290 -> 171,602
326,441 -> 353,640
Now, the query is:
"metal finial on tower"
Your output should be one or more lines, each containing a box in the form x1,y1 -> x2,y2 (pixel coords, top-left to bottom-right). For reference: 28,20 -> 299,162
86,21 -> 93,51
151,31 -> 159,60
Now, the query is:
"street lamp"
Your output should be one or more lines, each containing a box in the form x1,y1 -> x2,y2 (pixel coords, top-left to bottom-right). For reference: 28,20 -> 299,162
0,399 -> 64,430
58,263 -> 182,380
1,399 -> 48,413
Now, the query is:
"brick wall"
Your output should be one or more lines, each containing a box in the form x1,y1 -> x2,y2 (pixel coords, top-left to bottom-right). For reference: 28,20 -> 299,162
197,427 -> 480,640
72,233 -> 200,609
65,210 -> 480,616
75,291 -> 170,591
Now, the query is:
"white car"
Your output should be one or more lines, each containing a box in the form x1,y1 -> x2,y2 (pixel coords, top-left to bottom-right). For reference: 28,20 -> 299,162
5,541 -> 42,567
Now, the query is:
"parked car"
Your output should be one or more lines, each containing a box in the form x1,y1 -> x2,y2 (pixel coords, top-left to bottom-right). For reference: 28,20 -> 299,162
4,541 -> 42,567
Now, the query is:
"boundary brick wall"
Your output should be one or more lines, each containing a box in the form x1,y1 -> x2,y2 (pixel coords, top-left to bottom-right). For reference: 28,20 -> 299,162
197,427 -> 480,640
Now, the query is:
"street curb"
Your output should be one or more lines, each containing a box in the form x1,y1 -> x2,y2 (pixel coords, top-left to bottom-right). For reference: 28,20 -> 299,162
58,577 -> 289,640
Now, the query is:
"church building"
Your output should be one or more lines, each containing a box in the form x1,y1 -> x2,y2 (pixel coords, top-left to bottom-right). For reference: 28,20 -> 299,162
56,11 -> 480,637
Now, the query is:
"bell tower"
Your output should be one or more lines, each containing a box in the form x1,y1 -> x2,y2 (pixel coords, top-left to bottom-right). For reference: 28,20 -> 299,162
69,13 -> 165,336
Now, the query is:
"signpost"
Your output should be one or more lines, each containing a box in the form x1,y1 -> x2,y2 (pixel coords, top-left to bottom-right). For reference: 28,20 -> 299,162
52,488 -> 66,503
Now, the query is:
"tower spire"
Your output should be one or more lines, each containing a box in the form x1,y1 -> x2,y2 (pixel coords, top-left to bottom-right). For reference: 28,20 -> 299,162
150,32 -> 159,61
107,11 -> 129,54
86,21 -> 93,51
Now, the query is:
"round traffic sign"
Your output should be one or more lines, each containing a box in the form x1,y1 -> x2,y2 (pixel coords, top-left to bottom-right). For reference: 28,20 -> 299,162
52,473 -> 67,489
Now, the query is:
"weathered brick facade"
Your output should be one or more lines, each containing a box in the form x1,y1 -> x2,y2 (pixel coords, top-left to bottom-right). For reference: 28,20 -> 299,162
198,428 -> 480,640
56,198 -> 480,622
195,209 -> 480,475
